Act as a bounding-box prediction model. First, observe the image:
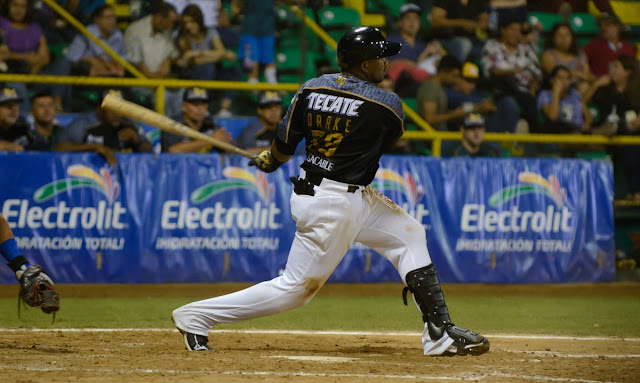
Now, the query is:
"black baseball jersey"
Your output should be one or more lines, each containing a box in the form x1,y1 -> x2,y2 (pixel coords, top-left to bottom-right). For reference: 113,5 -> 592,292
0,119 -> 32,148
161,117 -> 220,153
275,73 -> 404,185
84,121 -> 142,152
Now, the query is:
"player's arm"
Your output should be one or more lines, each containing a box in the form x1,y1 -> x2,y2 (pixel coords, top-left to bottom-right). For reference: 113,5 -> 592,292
250,86 -> 306,172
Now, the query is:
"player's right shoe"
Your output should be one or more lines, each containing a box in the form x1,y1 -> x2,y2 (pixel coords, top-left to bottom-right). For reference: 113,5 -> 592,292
442,325 -> 490,356
172,312 -> 215,351
182,332 -> 215,351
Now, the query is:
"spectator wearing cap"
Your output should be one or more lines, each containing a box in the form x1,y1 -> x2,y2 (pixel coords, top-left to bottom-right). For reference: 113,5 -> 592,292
444,113 -> 498,157
83,92 -> 153,154
237,91 -> 282,153
583,13 -> 636,77
447,61 -> 522,133
537,65 -> 592,134
26,91 -> 65,151
0,85 -> 30,151
386,4 -> 440,97
161,87 -> 232,153
55,89 -> 149,165
431,0 -> 489,63
66,4 -> 126,77
481,16 -> 541,133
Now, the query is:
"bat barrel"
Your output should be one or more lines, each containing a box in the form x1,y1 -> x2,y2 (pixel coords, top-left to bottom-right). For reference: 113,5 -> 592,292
101,93 -> 256,159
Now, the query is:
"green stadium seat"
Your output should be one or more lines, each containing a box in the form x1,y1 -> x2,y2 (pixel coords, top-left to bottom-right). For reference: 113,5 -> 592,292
275,48 -> 319,83
324,48 -> 340,73
316,7 -> 361,73
528,12 -> 564,32
403,97 -> 417,111
49,43 -> 70,59
275,5 -> 320,51
365,0 -> 405,18
569,13 -> 598,35
422,8 -> 431,29
317,6 -> 361,31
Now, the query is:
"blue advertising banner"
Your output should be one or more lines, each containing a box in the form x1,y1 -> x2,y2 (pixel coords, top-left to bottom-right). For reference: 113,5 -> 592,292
0,152 -> 614,284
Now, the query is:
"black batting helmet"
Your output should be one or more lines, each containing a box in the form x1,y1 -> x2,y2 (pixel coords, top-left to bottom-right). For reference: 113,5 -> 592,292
337,26 -> 402,69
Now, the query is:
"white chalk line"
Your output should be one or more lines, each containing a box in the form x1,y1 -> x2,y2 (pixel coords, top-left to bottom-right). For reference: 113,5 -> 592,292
1,328 -> 638,342
0,365 -> 620,383
504,350 -> 640,359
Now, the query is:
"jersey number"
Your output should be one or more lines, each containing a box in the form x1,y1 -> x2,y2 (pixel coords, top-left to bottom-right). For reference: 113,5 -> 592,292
309,130 -> 344,157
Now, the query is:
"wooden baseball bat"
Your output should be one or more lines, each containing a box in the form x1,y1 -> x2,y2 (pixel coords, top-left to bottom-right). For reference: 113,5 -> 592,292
101,93 -> 255,159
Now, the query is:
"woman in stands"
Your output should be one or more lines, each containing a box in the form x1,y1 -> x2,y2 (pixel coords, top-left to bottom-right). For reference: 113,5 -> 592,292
0,0 -> 69,111
176,4 -> 234,82
540,23 -> 594,95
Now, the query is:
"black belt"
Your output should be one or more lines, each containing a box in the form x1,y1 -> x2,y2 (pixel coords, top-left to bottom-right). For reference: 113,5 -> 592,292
291,173 -> 361,196
305,173 -> 360,193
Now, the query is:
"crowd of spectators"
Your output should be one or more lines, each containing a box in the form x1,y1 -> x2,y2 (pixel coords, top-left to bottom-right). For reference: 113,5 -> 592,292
0,0 -> 639,199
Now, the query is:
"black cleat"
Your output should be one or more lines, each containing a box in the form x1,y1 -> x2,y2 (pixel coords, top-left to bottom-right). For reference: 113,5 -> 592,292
442,325 -> 490,356
182,332 -> 215,351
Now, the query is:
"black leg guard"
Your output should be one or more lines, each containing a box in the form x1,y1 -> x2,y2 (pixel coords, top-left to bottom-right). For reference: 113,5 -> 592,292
402,264 -> 490,356
402,264 -> 451,340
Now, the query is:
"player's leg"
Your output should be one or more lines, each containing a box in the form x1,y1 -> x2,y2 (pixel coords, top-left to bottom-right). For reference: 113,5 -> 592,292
354,188 -> 489,356
172,189 -> 362,349
257,35 -> 277,84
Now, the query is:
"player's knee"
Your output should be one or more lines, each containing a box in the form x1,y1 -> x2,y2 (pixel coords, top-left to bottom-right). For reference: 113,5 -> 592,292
291,277 -> 325,307
172,307 -> 186,324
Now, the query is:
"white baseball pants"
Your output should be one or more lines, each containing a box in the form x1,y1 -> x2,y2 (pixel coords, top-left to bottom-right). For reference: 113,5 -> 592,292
172,171 -> 455,355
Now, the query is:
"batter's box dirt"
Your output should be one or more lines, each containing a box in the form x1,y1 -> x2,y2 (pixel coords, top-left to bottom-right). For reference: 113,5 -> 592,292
0,330 -> 638,382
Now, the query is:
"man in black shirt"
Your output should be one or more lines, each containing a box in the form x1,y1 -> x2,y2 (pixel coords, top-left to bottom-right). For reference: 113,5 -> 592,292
236,91 -> 282,153
172,27 -> 490,357
445,113 -> 499,157
0,86 -> 31,151
83,101 -> 153,153
27,91 -> 65,151
56,90 -> 151,164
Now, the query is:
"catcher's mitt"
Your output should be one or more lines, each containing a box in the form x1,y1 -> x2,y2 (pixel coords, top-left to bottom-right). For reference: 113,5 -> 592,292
18,265 -> 60,319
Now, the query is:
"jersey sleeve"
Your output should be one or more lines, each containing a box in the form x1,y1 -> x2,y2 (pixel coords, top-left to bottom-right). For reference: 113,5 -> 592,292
275,83 -> 311,155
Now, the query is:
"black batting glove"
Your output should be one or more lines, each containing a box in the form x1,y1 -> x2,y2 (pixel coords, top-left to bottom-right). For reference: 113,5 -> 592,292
248,150 -> 284,173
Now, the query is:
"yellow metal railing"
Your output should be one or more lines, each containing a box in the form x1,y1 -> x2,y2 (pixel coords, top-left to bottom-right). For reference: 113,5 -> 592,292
0,74 -> 299,115
403,130 -> 640,156
6,74 -> 640,156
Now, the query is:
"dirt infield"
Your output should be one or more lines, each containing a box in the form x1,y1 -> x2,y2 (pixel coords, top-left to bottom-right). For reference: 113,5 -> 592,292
1,283 -> 639,382
0,329 -> 638,382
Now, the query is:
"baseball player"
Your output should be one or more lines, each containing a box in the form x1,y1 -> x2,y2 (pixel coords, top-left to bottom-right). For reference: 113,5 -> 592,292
172,26 -> 490,356
0,213 -> 60,316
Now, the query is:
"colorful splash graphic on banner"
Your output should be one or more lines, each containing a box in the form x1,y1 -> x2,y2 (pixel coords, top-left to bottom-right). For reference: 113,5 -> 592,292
489,172 -> 567,207
33,165 -> 120,204
190,167 -> 272,204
